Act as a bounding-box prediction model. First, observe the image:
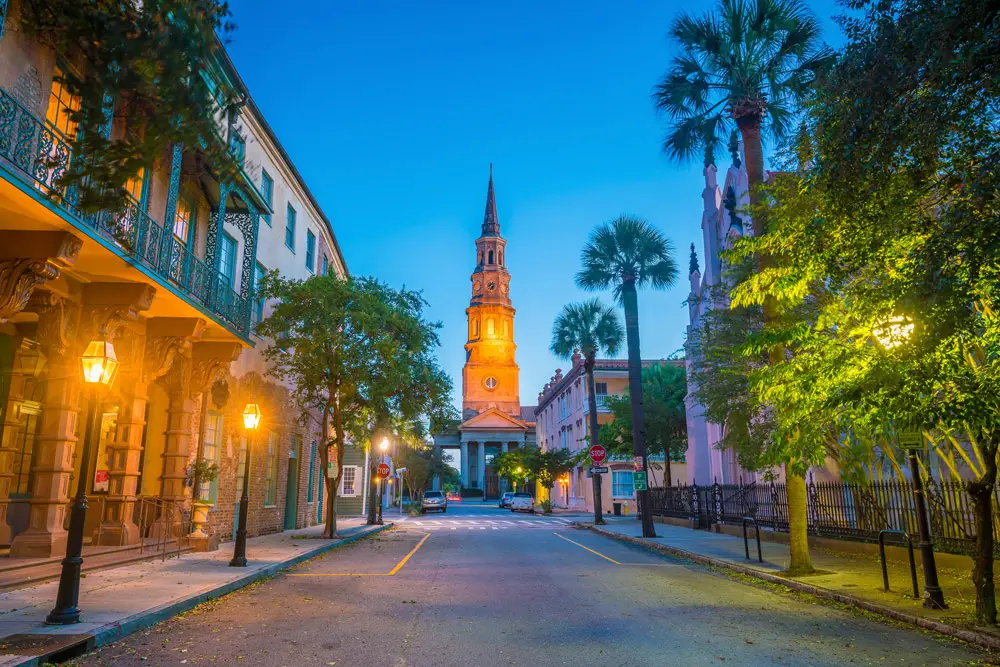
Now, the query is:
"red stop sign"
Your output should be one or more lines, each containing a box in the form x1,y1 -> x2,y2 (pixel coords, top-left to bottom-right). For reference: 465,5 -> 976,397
589,445 -> 607,464
377,462 -> 391,478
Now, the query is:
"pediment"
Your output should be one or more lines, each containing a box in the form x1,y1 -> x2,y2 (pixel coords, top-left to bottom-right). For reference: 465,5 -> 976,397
460,407 -> 528,431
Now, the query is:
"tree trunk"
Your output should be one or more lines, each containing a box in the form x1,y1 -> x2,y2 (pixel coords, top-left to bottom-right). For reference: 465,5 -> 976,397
969,443 -> 998,625
367,457 -> 379,525
622,278 -> 655,538
666,458 -> 673,487
584,353 -> 605,525
785,467 -> 814,575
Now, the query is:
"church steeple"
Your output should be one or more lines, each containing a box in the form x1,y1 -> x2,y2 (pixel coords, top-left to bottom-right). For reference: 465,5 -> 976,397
482,163 -> 500,236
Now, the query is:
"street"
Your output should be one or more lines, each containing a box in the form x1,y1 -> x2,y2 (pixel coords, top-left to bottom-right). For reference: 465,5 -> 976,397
64,503 -> 989,667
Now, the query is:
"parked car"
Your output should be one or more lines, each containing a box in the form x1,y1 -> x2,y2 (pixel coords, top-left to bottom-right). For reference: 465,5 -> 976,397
421,490 -> 448,513
498,491 -> 515,508
510,492 -> 534,513
446,491 -> 461,502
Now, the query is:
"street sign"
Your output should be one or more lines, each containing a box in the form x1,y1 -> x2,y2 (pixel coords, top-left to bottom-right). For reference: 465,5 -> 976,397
897,430 -> 923,450
589,444 -> 607,464
633,456 -> 644,471
326,461 -> 336,478
396,467 -> 408,475
376,462 -> 391,478
589,466 -> 609,474
633,471 -> 648,491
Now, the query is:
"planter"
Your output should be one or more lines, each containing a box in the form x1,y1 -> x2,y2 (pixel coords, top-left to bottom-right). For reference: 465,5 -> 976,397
189,501 -> 212,539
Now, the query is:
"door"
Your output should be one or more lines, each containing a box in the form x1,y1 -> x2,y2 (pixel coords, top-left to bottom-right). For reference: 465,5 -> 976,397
283,437 -> 301,530
485,467 -> 499,500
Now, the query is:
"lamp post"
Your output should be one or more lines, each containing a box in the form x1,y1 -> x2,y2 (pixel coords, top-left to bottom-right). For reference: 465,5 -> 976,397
874,316 -> 947,609
230,403 -> 261,567
47,335 -> 120,625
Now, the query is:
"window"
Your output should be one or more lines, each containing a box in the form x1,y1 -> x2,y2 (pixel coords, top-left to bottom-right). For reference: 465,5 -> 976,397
487,318 -> 495,337
499,250 -> 504,265
173,197 -> 195,244
340,465 -> 359,497
264,431 -> 279,506
561,430 -> 567,450
200,412 -> 223,503
503,319 -> 509,337
253,262 -> 267,325
45,66 -> 80,140
595,382 -> 608,395
285,204 -> 296,250
305,230 -> 316,272
471,318 -> 479,337
322,254 -> 329,276
124,168 -> 146,205
12,412 -> 40,496
260,170 -> 273,226
307,441 -> 317,503
229,132 -> 246,165
219,233 -> 237,288
488,249 -> 494,264
612,471 -> 635,498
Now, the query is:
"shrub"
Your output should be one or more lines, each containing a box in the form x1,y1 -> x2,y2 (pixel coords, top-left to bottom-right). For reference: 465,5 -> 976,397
539,499 -> 553,514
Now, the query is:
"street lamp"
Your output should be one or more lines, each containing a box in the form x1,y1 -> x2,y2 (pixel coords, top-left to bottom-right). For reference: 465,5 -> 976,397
873,316 -> 947,609
47,334 -> 119,625
230,403 -> 261,567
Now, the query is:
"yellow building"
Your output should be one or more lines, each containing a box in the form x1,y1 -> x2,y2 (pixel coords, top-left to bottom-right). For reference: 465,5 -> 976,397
434,168 -> 535,499
0,3 -> 346,568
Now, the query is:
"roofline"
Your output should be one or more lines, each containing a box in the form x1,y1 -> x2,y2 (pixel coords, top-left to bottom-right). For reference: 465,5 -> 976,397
535,359 -> 684,411
216,44 -> 349,276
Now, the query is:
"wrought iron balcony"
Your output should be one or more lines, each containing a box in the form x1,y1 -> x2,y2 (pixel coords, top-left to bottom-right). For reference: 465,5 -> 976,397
582,394 -> 611,414
0,88 -> 251,337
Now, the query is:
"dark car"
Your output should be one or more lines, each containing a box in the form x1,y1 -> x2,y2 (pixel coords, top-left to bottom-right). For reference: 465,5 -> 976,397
499,491 -> 515,508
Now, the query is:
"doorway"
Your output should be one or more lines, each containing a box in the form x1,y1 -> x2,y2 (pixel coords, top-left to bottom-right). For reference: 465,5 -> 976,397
284,437 -> 301,530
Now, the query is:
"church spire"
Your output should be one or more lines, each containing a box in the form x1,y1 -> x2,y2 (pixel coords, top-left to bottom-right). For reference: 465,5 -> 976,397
481,163 -> 500,236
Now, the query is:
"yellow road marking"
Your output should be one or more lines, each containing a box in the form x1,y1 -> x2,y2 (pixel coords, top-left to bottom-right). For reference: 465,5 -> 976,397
288,532 -> 430,578
388,533 -> 430,575
553,532 -> 622,564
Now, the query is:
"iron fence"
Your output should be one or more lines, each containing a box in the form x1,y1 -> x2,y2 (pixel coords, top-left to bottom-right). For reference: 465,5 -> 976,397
648,478 -> 1000,556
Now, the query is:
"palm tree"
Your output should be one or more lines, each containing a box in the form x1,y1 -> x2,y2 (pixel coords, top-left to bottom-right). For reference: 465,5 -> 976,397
653,0 -> 831,226
576,216 -> 678,537
551,299 -> 624,525
653,0 -> 829,575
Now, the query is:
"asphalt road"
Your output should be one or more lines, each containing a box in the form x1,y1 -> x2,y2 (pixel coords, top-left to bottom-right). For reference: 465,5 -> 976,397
66,503 -> 991,667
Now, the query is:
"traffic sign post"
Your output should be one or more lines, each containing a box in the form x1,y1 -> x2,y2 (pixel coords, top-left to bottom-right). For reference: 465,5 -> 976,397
376,462 -> 391,524
376,462 -> 391,478
589,445 -> 607,465
589,466 -> 609,474
633,471 -> 648,492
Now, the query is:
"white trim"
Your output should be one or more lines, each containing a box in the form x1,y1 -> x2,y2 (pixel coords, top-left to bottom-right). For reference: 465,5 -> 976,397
339,465 -> 360,498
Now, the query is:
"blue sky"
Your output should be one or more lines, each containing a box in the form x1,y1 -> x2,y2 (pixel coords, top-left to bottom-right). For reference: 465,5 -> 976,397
226,0 -> 844,411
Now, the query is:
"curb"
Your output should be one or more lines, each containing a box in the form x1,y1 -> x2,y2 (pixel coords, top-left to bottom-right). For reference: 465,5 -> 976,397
11,522 -> 393,667
585,524 -> 1000,652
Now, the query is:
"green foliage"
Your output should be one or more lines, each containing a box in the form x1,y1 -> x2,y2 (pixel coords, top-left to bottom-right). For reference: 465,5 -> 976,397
397,444 -> 454,503
492,448 -> 535,490
652,0 -> 833,164
598,363 -> 688,462
19,0 -> 241,212
538,499 -> 553,514
550,299 -> 623,360
575,216 -> 678,303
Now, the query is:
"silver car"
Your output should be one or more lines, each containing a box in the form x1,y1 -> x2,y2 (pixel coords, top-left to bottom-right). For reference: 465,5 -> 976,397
421,490 -> 448,513
499,491 -> 515,508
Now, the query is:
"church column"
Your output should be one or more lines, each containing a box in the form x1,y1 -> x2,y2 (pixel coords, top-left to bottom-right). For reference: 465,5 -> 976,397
459,442 -> 468,488
477,442 -> 486,492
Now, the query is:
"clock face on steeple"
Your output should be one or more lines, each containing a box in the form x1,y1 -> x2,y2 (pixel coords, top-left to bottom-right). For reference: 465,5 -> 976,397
486,281 -> 497,293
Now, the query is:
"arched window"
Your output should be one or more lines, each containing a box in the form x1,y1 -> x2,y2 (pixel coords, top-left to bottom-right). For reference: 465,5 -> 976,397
472,318 -> 479,337
503,319 -> 510,337
488,249 -> 494,264
478,250 -> 483,264
487,318 -> 495,336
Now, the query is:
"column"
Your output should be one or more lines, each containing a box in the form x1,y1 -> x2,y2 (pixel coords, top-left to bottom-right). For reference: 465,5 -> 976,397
459,442 -> 468,488
499,442 -> 509,494
10,294 -> 78,558
477,442 -> 486,492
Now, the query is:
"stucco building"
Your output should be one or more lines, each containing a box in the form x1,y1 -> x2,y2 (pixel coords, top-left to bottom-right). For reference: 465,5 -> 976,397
535,356 -> 686,513
433,169 -> 536,498
0,1 -> 357,569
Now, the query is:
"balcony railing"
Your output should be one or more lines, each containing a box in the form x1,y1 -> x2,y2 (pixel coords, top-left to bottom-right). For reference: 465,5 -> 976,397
0,88 -> 251,337
582,394 -> 611,413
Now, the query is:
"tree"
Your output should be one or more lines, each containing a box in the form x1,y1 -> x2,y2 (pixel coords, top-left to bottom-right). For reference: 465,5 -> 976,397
492,448 -> 535,493
655,0 -> 832,574
19,0 -> 241,212
725,0 -> 1000,612
577,216 -> 678,537
550,299 -> 623,524
535,449 -> 586,509
397,443 -> 454,506
598,363 -> 688,487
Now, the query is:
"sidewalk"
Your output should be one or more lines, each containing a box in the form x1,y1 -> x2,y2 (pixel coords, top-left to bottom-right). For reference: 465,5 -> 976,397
587,517 -> 1000,650
0,519 -> 390,666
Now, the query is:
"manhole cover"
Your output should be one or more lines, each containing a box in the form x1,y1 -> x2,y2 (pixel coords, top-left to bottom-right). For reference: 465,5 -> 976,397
0,633 -> 91,656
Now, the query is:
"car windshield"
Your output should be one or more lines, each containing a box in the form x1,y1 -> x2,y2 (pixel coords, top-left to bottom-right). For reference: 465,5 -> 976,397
514,493 -> 531,498
423,491 -> 443,498
503,492 -> 514,497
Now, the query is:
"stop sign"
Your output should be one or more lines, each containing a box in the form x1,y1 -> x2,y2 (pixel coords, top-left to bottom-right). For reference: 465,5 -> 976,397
589,445 -> 607,464
377,462 -> 391,478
